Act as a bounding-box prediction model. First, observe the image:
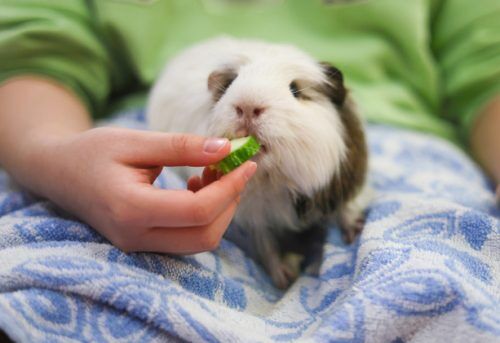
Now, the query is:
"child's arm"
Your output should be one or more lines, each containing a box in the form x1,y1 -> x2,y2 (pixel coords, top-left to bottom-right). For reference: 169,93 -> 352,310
470,96 -> 500,202
0,76 -> 257,253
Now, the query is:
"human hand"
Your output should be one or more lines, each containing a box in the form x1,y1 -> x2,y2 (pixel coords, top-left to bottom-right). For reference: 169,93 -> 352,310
496,185 -> 500,206
470,96 -> 500,207
34,127 -> 257,254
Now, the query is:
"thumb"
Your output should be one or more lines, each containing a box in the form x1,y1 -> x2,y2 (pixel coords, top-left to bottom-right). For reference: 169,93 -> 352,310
125,131 -> 230,167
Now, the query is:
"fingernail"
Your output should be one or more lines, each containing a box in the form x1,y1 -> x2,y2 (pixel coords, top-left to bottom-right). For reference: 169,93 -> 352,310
203,138 -> 228,153
244,161 -> 257,181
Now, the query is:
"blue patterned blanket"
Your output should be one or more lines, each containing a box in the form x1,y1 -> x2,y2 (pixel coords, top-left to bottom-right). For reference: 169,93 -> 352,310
0,110 -> 499,342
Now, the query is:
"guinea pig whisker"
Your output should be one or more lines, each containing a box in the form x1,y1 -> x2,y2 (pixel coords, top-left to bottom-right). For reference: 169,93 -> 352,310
294,85 -> 313,94
213,81 -> 228,93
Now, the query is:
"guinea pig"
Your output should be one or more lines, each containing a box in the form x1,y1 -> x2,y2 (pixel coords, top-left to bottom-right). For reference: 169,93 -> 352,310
147,36 -> 370,289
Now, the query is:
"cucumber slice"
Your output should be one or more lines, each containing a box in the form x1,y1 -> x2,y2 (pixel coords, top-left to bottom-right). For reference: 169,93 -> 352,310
213,136 -> 260,174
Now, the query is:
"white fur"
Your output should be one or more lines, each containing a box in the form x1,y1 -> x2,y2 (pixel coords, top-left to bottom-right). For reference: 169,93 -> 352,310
147,37 -> 348,235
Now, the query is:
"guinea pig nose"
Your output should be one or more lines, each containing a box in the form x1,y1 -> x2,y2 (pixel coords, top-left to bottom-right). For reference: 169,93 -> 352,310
253,107 -> 264,117
234,104 -> 265,118
235,106 -> 244,117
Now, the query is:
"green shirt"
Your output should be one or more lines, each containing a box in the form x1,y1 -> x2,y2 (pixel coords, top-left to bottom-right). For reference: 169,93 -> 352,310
1,0 -> 499,145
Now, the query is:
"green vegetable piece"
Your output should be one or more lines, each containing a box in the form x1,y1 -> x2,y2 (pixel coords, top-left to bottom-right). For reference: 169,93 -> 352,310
213,136 -> 260,174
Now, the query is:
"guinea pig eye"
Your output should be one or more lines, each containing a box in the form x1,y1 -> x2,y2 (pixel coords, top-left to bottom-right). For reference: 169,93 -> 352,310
289,81 -> 300,98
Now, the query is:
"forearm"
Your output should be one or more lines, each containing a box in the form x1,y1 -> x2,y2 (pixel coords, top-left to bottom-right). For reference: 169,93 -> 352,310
470,96 -> 500,184
0,76 -> 92,196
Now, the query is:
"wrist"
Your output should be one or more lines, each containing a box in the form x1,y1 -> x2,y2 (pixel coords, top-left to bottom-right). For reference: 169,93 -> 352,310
5,130 -> 81,199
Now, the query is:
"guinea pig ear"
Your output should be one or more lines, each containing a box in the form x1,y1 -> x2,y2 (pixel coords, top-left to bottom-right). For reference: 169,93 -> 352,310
319,62 -> 347,107
207,68 -> 237,102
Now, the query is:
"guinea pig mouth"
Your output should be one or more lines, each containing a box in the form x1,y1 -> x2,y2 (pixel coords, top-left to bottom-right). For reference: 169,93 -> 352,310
231,127 -> 268,154
250,146 -> 266,163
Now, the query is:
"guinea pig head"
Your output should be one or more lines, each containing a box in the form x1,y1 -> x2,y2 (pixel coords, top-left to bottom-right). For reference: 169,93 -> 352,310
206,54 -> 360,199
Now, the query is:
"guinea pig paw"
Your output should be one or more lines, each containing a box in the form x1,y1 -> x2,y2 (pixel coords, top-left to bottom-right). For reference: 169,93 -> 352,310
303,258 -> 322,277
340,217 -> 365,244
271,254 -> 302,289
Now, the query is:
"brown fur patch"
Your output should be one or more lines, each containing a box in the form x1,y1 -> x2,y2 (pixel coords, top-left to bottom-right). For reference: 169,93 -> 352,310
308,97 -> 367,215
319,62 -> 347,107
207,69 -> 237,102
294,63 -> 368,219
326,96 -> 368,208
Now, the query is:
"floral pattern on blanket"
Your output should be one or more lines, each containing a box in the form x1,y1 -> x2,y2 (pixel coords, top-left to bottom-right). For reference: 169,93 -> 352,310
0,110 -> 498,342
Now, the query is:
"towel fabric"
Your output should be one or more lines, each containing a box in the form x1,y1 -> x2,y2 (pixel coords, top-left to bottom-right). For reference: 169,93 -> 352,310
0,110 -> 498,342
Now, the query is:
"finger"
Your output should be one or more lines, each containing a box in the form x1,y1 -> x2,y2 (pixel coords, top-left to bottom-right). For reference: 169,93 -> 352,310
137,201 -> 238,254
133,161 -> 257,228
136,166 -> 163,184
121,131 -> 230,167
187,175 -> 203,192
202,167 -> 218,187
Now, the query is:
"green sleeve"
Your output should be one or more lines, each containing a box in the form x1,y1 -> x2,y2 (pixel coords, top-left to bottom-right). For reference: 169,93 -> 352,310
432,0 -> 500,143
0,0 -> 111,115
